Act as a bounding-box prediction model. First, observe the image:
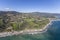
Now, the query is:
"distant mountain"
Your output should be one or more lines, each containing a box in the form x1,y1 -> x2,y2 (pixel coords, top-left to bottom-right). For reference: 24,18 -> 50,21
30,12 -> 60,18
0,11 -> 60,18
31,12 -> 60,16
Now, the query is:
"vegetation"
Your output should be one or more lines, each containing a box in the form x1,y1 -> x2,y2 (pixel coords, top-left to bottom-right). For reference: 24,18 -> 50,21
0,11 -> 55,32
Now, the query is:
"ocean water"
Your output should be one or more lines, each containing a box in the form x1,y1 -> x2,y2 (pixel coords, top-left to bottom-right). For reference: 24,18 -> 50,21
0,21 -> 60,40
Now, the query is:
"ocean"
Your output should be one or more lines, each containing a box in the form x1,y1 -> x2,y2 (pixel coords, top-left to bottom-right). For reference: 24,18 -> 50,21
0,21 -> 60,40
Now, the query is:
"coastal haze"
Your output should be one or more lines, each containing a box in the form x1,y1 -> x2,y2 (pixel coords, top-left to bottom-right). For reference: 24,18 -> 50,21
0,0 -> 60,40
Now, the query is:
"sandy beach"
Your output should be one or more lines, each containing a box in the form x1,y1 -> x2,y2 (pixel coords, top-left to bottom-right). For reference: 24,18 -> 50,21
0,19 -> 52,37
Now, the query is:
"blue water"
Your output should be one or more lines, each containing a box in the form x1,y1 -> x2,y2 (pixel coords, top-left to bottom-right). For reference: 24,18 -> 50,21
0,21 -> 60,40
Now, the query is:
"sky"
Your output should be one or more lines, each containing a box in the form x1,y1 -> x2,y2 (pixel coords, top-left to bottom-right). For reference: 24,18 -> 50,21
0,0 -> 60,13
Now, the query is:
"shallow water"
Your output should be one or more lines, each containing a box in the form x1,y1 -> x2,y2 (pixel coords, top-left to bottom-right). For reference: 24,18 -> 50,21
0,21 -> 60,40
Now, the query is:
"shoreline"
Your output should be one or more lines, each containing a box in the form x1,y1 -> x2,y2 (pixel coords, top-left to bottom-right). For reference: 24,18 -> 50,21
0,19 -> 53,37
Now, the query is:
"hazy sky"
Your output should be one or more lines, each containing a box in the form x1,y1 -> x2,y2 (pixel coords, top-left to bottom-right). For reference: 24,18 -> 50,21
0,0 -> 60,13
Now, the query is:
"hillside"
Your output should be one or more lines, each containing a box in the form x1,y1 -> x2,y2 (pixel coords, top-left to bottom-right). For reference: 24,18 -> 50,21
0,11 -> 59,32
